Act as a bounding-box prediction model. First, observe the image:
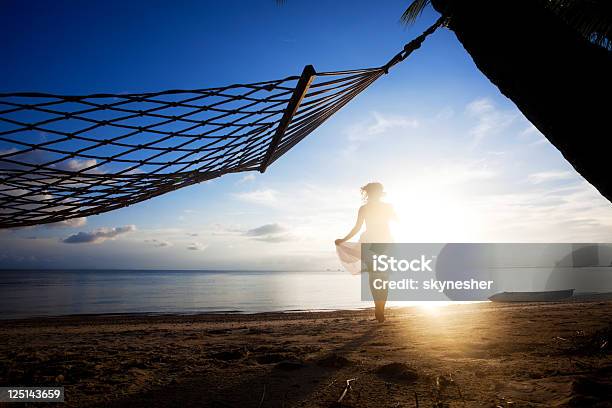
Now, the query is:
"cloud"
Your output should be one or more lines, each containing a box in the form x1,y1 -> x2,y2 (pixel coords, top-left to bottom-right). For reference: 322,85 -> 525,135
56,158 -> 100,173
237,174 -> 256,184
340,112 -> 419,156
520,124 -> 549,147
233,189 -> 279,206
8,217 -> 87,232
466,98 -> 494,116
144,239 -> 172,247
245,223 -> 286,236
519,124 -> 541,138
209,223 -> 245,236
432,161 -> 498,184
529,138 -> 549,147
466,98 -> 517,145
462,178 -> 612,242
0,148 -> 49,171
63,225 -> 136,244
252,234 -> 293,243
46,217 -> 87,229
187,242 -> 207,251
245,223 -> 292,243
347,112 -> 419,142
527,171 -> 575,184
0,149 -> 105,174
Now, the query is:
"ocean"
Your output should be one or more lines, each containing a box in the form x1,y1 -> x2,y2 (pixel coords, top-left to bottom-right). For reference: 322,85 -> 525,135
2,266 -> 610,319
0,269 -> 365,319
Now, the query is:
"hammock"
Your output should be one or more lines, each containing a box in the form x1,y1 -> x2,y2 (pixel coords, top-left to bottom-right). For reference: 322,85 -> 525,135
0,18 -> 442,229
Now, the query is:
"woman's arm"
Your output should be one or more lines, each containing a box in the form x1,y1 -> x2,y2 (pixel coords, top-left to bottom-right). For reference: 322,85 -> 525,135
335,207 -> 365,245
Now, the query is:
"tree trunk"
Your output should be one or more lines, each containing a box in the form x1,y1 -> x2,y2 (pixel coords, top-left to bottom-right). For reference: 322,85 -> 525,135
431,0 -> 612,203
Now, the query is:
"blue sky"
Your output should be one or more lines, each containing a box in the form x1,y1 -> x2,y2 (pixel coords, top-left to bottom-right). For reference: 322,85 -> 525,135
2,0 -> 612,270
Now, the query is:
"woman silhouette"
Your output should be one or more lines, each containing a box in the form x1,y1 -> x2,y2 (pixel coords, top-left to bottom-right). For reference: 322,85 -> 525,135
335,182 -> 396,322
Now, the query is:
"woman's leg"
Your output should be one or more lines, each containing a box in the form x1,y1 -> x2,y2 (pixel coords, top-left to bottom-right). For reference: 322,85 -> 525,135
363,243 -> 388,322
369,272 -> 388,322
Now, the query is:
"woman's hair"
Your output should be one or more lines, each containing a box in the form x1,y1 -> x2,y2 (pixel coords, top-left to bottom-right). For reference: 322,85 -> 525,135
361,182 -> 384,202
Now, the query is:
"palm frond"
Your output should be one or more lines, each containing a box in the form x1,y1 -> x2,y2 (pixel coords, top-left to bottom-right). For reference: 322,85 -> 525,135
546,0 -> 612,50
401,0 -> 432,25
400,0 -> 611,50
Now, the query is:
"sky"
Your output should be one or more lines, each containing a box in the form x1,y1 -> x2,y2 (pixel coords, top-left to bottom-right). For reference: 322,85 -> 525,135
2,0 -> 612,270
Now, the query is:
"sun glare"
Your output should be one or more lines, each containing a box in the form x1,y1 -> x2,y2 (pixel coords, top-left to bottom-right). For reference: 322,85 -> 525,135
387,180 -> 483,242
414,301 -> 454,315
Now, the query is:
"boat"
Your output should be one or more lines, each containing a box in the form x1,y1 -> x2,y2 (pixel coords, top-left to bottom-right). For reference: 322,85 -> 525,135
488,289 -> 574,302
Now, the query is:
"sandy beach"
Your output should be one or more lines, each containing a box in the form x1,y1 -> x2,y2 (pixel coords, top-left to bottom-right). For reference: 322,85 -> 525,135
1,301 -> 611,407
2,1 -> 612,407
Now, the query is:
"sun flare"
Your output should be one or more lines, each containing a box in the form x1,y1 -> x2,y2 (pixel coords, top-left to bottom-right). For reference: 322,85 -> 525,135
387,181 -> 483,242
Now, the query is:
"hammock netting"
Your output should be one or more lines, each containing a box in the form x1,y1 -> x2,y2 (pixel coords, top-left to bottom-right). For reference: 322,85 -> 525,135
0,18 -> 442,229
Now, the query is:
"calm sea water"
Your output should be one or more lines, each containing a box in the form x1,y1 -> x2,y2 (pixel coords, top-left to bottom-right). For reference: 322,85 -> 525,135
0,270 -> 366,319
2,267 -> 610,319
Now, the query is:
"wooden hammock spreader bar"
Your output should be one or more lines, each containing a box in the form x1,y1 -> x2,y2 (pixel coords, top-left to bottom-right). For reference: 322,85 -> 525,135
259,64 -> 316,173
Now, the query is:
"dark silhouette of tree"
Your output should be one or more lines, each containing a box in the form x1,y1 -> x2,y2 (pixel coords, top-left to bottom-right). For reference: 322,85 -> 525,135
404,0 -> 612,203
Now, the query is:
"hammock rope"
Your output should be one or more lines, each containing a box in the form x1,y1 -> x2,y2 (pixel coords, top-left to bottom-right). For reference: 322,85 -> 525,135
0,17 -> 443,229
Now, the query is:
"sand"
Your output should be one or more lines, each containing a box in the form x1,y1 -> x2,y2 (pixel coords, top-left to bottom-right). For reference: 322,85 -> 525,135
1,301 -> 612,407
